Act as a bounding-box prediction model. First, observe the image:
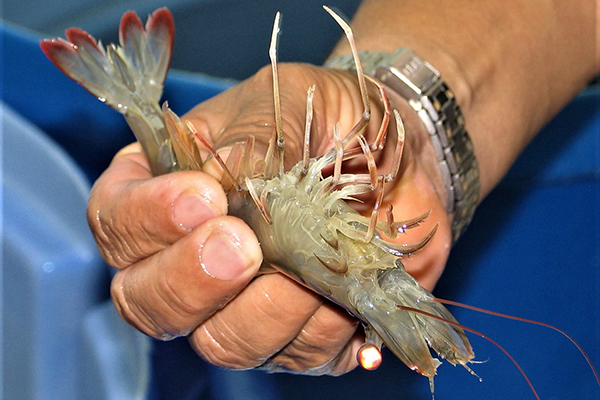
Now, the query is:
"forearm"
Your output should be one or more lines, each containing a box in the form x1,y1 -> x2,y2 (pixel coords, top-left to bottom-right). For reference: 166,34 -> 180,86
330,0 -> 599,198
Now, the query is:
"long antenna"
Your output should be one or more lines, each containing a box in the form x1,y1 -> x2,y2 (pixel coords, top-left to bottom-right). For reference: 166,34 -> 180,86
435,298 -> 600,388
397,304 -> 540,400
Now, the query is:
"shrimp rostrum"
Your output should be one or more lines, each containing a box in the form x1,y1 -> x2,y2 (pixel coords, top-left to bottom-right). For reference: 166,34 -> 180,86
40,6 -> 475,388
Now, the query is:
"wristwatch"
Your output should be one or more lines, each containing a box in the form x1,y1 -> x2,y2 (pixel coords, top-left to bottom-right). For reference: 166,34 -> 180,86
325,48 -> 480,243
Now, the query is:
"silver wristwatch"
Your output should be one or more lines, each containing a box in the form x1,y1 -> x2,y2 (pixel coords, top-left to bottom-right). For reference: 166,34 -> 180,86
325,48 -> 480,242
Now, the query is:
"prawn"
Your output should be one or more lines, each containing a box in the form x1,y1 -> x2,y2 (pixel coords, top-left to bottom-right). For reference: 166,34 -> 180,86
39,7 -> 599,398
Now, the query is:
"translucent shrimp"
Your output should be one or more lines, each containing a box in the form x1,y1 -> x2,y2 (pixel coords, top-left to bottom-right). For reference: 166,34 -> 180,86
40,6 -> 476,391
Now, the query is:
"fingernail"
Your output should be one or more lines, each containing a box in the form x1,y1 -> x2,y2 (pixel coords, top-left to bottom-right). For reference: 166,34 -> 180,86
199,229 -> 249,281
173,189 -> 221,230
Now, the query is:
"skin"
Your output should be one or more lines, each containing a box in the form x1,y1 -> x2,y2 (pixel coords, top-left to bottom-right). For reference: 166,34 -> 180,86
88,0 -> 599,375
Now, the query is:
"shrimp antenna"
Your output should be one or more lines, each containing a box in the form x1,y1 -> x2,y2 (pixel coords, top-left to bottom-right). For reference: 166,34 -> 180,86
434,298 -> 600,388
396,305 -> 541,400
192,129 -> 241,191
269,11 -> 285,177
322,5 -> 372,152
299,84 -> 316,182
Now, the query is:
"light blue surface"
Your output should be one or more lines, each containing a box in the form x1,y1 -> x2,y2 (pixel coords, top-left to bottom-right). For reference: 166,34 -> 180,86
80,302 -> 152,400
2,102 -> 110,399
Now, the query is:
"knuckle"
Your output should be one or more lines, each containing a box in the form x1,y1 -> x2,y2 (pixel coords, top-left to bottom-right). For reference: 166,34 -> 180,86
110,274 -> 166,338
88,202 -> 146,269
159,271 -> 220,323
110,264 -> 211,340
266,305 -> 359,374
253,275 -> 321,321
190,320 -> 266,370
271,335 -> 343,373
87,180 -> 173,269
250,65 -> 274,87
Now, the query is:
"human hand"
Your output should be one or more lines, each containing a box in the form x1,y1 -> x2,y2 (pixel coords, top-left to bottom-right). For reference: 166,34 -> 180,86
88,62 -> 452,376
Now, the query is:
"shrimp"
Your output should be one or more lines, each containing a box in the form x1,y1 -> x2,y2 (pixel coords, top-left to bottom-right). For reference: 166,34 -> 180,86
40,6 -> 475,392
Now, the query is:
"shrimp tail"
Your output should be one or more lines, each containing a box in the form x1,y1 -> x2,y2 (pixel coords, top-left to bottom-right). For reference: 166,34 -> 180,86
40,8 -> 177,175
350,265 -> 475,378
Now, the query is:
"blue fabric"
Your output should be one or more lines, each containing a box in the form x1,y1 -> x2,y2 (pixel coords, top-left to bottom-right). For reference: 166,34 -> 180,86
2,0 -> 362,80
3,10 -> 600,400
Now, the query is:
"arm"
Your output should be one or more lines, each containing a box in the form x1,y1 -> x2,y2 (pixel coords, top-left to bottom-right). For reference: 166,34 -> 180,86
332,0 -> 598,197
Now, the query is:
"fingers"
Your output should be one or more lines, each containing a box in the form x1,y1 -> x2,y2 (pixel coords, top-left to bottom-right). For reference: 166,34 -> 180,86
188,273 -> 361,374
260,299 -> 363,376
182,64 -> 373,166
111,215 -> 262,339
88,143 -> 228,269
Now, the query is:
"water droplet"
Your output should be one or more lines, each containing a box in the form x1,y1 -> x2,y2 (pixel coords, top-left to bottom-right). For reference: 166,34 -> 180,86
42,262 -> 55,273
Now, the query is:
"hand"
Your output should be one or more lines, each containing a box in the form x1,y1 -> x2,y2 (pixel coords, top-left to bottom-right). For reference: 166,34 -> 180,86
88,62 -> 452,376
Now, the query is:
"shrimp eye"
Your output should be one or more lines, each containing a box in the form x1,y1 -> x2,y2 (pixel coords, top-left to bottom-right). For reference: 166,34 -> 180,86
357,344 -> 382,370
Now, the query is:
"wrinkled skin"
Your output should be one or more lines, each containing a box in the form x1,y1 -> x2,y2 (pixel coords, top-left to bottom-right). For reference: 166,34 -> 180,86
88,63 -> 452,375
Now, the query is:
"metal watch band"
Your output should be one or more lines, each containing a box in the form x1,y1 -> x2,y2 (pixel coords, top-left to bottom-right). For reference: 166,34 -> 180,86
325,48 -> 480,242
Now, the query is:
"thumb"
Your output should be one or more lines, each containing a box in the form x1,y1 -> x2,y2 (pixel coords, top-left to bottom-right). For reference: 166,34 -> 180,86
111,215 -> 263,339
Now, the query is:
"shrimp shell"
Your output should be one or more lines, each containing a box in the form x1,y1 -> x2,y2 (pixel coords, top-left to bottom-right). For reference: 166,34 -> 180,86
41,6 -> 475,387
